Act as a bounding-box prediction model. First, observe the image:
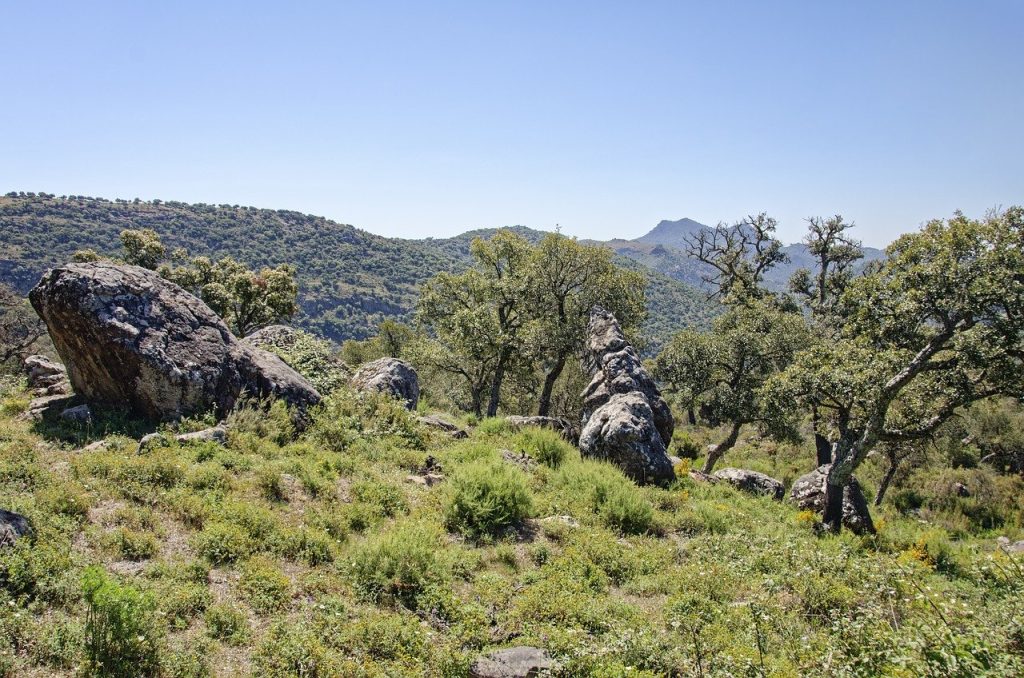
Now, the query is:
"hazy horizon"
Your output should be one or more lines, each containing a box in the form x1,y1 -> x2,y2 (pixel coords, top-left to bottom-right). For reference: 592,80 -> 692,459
3,1 -> 1021,248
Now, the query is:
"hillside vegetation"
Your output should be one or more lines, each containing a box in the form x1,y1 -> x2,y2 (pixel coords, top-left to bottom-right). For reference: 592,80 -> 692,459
0,382 -> 1021,677
0,194 -> 717,349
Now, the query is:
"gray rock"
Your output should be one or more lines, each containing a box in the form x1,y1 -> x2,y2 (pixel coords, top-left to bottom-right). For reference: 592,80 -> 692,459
712,467 -> 785,501
505,415 -> 579,444
24,354 -> 66,388
29,263 -> 321,423
138,425 -> 228,454
351,357 -> 419,410
0,508 -> 32,549
419,414 -> 469,439
469,646 -> 556,678
26,393 -> 82,421
242,324 -> 301,350
579,392 -> 675,484
996,536 -> 1024,553
60,404 -> 92,424
790,464 -> 875,535
582,308 -> 673,447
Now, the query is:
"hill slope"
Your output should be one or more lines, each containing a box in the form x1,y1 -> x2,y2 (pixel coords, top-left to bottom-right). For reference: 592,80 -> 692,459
0,193 -> 717,349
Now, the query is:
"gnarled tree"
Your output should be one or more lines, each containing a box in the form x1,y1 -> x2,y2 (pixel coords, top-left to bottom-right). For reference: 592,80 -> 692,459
766,208 -> 1024,533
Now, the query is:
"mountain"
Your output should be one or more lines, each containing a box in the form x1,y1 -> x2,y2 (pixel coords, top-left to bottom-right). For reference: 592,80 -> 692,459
0,193 -> 718,352
614,217 -> 886,292
633,217 -> 708,249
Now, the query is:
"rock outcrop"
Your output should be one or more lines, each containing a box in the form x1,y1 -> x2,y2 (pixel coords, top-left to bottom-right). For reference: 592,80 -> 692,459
29,263 -> 321,422
351,357 -> 419,410
790,465 -> 875,534
579,393 -> 674,483
0,508 -> 32,549
505,415 -> 579,444
418,414 -> 469,439
582,308 -> 673,447
578,308 -> 675,484
712,467 -> 785,501
469,647 -> 556,678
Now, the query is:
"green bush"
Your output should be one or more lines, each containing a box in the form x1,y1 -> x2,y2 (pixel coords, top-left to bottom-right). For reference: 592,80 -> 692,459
104,528 -> 159,561
671,430 -> 702,459
444,458 -> 533,538
600,483 -> 655,535
557,459 -> 656,534
350,521 -> 447,609
254,622 -> 337,678
239,557 -> 291,614
515,427 -> 573,468
476,417 -> 511,436
81,567 -> 162,677
192,523 -> 253,564
204,603 -> 250,645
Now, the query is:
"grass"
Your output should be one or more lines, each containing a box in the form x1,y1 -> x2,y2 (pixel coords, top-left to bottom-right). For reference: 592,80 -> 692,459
0,383 -> 1022,676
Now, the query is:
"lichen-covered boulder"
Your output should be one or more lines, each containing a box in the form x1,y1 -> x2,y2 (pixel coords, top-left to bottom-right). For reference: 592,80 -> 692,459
469,646 -> 556,678
712,467 -> 785,501
582,308 -> 673,446
579,392 -> 675,484
29,263 -> 321,422
790,464 -> 875,534
0,508 -> 32,549
505,415 -> 579,444
351,357 -> 419,410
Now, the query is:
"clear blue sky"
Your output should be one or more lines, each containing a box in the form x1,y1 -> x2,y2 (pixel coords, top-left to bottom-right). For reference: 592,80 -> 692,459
2,1 -> 1021,246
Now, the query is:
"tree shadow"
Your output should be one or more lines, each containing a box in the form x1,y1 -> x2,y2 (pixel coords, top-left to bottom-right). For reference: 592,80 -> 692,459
31,403 -> 159,447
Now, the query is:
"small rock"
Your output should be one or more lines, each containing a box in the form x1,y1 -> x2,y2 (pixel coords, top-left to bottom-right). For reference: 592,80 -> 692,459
83,440 -> 109,452
60,404 -> 92,424
538,515 -> 579,529
177,426 -> 228,446
406,473 -> 444,488
469,646 -> 556,678
952,481 -> 970,498
419,414 -> 469,439
996,536 -> 1024,553
712,467 -> 785,501
0,508 -> 32,548
501,449 -> 536,471
24,354 -> 66,388
505,416 -> 579,444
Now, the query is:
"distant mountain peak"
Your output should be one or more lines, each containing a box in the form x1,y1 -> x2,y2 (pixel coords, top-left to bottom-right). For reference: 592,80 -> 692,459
634,218 -> 709,248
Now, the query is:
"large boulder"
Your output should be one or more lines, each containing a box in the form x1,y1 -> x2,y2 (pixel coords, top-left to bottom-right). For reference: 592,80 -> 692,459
790,464 -> 875,535
351,357 -> 419,410
469,647 -> 556,678
505,415 -> 579,444
29,263 -> 321,422
582,308 -> 673,446
712,467 -> 785,501
579,392 -> 675,484
578,308 -> 675,484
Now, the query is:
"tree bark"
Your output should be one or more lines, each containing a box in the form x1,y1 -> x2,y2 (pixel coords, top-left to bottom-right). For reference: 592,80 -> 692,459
811,404 -> 832,466
537,353 -> 567,417
687,408 -> 697,426
874,455 -> 899,507
821,476 -> 846,533
486,346 -> 512,417
701,422 -> 742,474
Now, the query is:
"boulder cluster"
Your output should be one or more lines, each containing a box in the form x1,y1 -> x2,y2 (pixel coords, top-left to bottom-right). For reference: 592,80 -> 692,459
578,307 -> 675,484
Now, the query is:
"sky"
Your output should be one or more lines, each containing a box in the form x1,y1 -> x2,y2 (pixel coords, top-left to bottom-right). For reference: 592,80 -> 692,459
1,1 -> 1021,247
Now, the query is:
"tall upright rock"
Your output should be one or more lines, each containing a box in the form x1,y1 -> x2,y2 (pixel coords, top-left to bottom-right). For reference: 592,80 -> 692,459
578,308 -> 675,484
29,263 -> 321,422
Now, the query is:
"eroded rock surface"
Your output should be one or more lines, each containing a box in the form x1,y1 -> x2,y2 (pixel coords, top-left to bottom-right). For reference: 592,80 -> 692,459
505,415 -> 579,444
712,467 -> 785,501
29,263 -> 321,422
579,392 -> 674,484
351,357 -> 419,410
0,508 -> 32,549
578,308 -> 675,484
469,646 -> 556,678
790,464 -> 875,534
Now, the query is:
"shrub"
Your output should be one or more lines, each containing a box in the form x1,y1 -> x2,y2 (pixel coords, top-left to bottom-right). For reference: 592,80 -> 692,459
192,523 -> 253,564
239,557 -> 291,614
104,528 -> 159,561
37,482 -> 91,521
254,622 -> 337,678
671,430 -> 702,459
516,427 -> 573,468
350,521 -> 447,609
476,417 -> 511,436
444,458 -> 533,538
204,603 -> 250,645
600,483 -> 655,535
81,567 -> 161,677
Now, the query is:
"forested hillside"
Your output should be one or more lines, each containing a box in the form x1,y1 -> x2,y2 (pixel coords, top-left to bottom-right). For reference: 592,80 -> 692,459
0,193 -> 717,348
